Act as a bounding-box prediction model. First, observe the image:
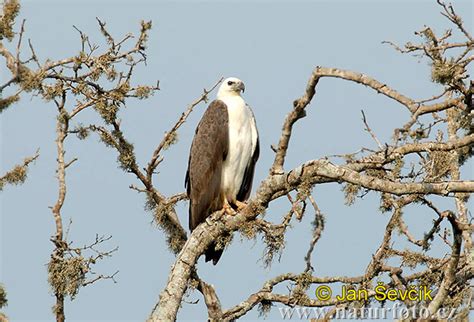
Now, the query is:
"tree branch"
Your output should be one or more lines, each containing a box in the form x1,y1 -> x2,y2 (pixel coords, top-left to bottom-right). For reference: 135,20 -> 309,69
146,78 -> 223,183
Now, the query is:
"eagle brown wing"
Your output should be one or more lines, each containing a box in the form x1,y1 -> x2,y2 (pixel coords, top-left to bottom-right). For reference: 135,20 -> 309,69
185,100 -> 229,231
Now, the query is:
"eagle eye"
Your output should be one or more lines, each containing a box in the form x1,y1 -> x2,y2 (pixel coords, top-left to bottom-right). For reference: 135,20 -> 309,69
227,81 -> 234,85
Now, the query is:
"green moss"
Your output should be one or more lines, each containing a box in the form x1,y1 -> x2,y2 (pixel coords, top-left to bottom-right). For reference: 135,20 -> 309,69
162,131 -> 178,150
134,85 -> 153,99
0,284 -> 7,308
17,67 -> 45,92
431,58 -> 461,85
48,256 -> 87,300
0,94 -> 19,113
94,99 -> 118,124
73,124 -> 90,140
42,80 -> 64,101
0,164 -> 27,191
343,183 -> 361,206
0,0 -> 20,41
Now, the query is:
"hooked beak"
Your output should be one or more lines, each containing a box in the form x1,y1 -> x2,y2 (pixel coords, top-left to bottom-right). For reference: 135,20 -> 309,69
239,82 -> 245,93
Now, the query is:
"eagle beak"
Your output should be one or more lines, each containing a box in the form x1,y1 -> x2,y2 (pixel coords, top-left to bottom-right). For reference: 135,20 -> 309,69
239,82 -> 245,93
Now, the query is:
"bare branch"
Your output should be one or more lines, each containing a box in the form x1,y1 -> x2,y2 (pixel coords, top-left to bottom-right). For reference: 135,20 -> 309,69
146,77 -> 223,183
82,271 -> 119,287
427,211 -> 462,315
361,109 -> 384,150
304,195 -> 324,273
197,278 -> 222,320
437,0 -> 473,42
270,67 -> 320,174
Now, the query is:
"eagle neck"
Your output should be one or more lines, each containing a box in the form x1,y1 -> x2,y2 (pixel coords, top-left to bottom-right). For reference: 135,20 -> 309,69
217,95 -> 245,112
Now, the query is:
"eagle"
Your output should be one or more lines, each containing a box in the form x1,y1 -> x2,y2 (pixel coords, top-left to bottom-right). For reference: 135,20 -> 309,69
185,77 -> 259,265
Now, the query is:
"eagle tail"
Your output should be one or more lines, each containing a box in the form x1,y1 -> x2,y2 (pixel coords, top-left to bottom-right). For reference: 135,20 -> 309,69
204,242 -> 223,265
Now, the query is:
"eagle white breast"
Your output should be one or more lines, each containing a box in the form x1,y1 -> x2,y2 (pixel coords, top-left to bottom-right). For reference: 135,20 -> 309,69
218,94 -> 258,202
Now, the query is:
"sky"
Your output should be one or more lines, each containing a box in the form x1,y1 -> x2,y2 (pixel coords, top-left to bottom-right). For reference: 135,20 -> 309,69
1,0 -> 473,321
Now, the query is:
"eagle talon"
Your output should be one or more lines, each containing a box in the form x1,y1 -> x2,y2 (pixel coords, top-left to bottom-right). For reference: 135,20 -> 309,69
223,200 -> 237,215
234,200 -> 247,211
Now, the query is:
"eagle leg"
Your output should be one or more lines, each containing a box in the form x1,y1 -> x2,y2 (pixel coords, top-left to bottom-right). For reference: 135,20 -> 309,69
223,199 -> 237,215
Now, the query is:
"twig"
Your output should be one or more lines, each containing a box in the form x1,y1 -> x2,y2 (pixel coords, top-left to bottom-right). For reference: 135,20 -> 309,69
146,77 -> 223,183
361,109 -> 384,150
437,0 -> 473,42
304,195 -> 324,273
64,158 -> 78,169
83,270 -> 119,287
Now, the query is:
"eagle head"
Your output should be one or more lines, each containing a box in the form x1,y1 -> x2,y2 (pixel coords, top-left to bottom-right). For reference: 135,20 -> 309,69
217,77 -> 245,98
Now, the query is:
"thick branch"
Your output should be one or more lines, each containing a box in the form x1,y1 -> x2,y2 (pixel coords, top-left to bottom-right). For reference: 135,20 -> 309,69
291,159 -> 474,196
148,157 -> 473,320
427,211 -> 462,315
50,94 -> 68,322
197,279 -> 222,320
222,272 -> 364,320
307,67 -> 464,114
270,68 -> 320,174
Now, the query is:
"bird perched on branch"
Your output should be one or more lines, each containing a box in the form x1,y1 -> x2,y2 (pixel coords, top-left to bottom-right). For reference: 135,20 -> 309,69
185,77 -> 259,265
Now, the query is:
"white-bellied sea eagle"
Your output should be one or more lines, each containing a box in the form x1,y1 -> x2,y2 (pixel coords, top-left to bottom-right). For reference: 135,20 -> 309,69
185,77 -> 259,264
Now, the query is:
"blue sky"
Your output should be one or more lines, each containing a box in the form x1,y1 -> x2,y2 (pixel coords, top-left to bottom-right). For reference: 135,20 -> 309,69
1,1 -> 472,321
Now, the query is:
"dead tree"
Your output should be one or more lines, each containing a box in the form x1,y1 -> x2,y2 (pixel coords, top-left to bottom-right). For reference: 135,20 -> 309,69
148,2 -> 474,320
1,1 -> 153,321
1,0 -> 472,321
